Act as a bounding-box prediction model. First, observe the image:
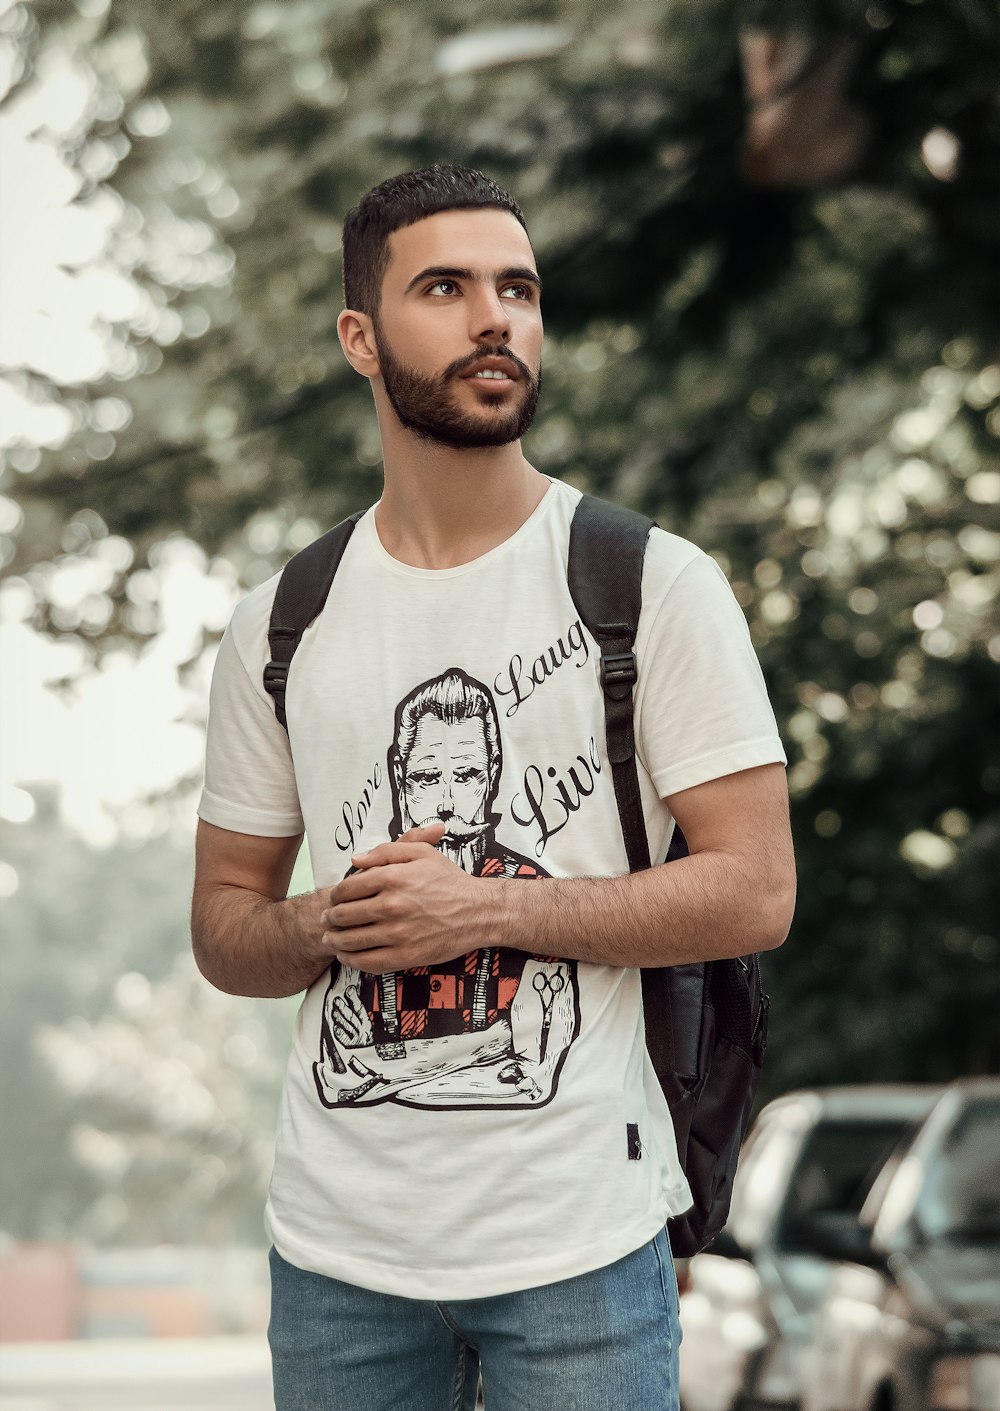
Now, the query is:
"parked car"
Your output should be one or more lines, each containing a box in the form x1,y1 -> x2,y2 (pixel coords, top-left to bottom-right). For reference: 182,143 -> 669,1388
799,1077 -> 1000,1411
679,1085 -> 941,1411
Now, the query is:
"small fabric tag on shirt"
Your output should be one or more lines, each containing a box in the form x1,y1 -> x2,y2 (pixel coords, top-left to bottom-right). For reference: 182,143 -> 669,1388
626,1123 -> 643,1160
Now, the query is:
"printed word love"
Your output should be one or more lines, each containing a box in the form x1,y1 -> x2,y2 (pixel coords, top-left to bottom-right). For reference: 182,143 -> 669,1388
511,736 -> 603,857
334,761 -> 383,853
493,619 -> 590,719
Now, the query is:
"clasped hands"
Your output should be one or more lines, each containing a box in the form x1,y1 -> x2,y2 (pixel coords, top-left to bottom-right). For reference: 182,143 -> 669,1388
320,822 -> 489,974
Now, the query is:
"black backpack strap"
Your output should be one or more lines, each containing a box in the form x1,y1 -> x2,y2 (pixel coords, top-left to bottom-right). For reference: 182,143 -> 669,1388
567,494 -> 655,873
568,497 -> 766,1259
264,511 -> 365,730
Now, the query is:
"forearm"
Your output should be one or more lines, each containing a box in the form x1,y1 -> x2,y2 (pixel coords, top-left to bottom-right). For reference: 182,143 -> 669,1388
191,882 -> 331,998
328,769 -> 794,976
479,848 -> 795,968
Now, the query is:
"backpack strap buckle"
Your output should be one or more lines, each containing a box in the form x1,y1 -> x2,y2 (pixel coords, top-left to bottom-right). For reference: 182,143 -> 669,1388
599,649 -> 637,690
262,659 -> 290,729
263,661 -> 289,696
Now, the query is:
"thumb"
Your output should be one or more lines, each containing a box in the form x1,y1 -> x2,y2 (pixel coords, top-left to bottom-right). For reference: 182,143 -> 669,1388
398,821 -> 447,844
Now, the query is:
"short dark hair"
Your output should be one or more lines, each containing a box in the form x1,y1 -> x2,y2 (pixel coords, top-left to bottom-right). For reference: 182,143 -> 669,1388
342,164 -> 527,315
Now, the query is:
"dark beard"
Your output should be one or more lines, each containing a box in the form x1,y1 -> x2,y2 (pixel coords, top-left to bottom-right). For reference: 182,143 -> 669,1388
374,325 -> 541,449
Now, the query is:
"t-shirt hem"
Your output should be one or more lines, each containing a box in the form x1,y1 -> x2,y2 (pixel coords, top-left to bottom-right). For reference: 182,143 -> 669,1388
198,787 -> 304,837
650,738 -> 787,800
267,1190 -> 691,1301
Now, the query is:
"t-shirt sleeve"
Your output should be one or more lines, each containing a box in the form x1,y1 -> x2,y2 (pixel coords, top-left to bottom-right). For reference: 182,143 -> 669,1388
198,599 -> 305,838
634,544 -> 786,800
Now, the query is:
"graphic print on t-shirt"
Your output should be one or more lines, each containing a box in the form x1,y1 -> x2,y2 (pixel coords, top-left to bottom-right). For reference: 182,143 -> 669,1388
313,667 -> 580,1111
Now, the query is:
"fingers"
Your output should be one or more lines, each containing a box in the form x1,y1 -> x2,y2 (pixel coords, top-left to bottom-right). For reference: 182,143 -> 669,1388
331,869 -> 385,904
325,899 -> 377,931
329,931 -> 401,974
323,863 -> 407,932
346,985 -> 368,1023
339,952 -> 396,975
400,821 -> 447,842
352,826 -> 445,869
331,995 -> 360,1044
332,986 -> 372,1044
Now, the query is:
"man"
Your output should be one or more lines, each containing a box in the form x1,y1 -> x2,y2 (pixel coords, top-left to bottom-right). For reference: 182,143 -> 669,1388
387,666 -> 537,876
193,164 -> 795,1411
315,665 -> 562,1112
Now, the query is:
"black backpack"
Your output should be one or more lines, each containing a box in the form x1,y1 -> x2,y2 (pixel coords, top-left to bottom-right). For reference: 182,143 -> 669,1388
263,491 -> 768,1257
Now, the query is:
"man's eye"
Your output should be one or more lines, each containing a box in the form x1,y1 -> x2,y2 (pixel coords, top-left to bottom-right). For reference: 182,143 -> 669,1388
502,284 -> 531,300
428,281 -> 457,296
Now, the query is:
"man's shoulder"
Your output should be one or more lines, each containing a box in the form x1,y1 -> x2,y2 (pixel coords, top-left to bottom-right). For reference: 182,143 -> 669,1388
228,572 -> 280,634
641,524 -> 715,606
224,570 -> 284,656
555,485 -> 705,575
550,485 -> 724,625
634,527 -> 751,660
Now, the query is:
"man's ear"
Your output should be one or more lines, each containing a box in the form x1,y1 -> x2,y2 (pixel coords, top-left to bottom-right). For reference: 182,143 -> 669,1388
337,309 -> 380,378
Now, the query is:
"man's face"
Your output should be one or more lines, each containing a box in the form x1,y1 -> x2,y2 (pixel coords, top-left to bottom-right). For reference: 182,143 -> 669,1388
399,714 -> 493,836
372,208 -> 543,449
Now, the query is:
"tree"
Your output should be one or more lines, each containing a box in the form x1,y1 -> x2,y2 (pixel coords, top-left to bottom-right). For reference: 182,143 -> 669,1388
2,0 -> 998,1132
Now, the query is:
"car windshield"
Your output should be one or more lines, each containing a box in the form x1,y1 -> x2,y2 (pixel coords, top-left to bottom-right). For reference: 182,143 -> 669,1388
914,1098 -> 1000,1242
776,1118 -> 915,1253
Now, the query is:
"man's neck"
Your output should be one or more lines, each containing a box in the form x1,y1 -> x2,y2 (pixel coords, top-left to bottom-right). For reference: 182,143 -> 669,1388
374,431 -> 549,570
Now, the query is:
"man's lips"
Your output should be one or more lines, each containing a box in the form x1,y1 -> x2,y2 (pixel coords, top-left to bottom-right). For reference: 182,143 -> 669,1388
459,356 -> 521,384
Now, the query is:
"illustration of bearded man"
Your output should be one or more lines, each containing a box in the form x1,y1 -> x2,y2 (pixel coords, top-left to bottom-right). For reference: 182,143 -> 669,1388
314,669 -> 575,1108
365,669 -> 543,1055
389,668 -> 539,877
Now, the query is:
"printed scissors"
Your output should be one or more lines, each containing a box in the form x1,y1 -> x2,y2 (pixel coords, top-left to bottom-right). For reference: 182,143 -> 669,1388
533,965 -> 568,1062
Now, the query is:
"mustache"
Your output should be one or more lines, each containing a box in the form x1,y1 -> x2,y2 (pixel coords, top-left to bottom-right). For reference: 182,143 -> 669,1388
436,820 -> 491,840
443,345 -> 536,384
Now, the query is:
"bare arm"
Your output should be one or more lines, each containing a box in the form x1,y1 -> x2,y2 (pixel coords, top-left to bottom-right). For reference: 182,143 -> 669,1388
326,763 -> 795,972
191,820 -> 330,998
490,763 -> 795,965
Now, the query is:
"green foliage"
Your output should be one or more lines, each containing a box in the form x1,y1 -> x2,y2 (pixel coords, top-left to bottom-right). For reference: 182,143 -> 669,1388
1,0 -> 998,1235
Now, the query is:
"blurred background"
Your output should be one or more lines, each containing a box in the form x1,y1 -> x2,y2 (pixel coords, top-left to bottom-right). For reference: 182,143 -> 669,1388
1,0 -> 997,1402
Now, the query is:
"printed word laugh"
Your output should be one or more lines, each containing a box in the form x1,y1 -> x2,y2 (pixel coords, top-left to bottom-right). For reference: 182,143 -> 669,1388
494,619 -> 590,719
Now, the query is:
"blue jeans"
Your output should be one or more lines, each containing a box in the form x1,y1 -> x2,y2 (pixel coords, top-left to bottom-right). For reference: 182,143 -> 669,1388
268,1230 -> 681,1410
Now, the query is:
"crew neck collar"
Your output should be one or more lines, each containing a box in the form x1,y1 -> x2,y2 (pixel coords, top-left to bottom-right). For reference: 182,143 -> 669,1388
363,477 -> 560,579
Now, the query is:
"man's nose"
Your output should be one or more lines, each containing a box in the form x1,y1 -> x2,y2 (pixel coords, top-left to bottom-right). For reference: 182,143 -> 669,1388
436,777 -> 454,818
468,287 -> 512,345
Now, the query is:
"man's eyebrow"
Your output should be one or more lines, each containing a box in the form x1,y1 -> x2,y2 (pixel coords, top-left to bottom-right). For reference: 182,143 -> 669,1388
403,265 -> 542,294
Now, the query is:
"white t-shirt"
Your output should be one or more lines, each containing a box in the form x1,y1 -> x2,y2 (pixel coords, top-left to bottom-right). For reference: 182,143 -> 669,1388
198,477 -> 786,1299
